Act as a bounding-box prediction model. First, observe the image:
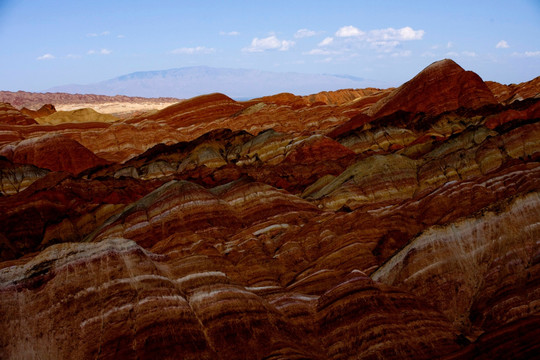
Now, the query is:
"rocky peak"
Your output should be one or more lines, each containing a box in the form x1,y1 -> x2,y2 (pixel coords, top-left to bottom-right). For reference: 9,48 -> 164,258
369,59 -> 497,118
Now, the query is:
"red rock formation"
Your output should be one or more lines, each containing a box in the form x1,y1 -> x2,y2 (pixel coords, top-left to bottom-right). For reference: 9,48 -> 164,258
20,104 -> 56,119
0,102 -> 37,125
0,134 -> 110,174
303,88 -> 385,106
368,59 -> 497,118
0,90 -> 181,109
486,76 -> 540,104
0,59 -> 539,359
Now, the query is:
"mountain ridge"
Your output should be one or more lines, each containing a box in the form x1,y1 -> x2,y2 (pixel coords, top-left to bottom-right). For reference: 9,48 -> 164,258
47,66 -> 389,99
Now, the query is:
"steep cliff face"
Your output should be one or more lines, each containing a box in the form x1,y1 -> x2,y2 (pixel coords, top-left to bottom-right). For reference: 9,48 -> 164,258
0,60 -> 539,359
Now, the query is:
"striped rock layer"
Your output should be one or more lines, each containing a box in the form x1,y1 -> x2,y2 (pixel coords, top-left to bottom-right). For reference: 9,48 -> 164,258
1,59 -> 539,359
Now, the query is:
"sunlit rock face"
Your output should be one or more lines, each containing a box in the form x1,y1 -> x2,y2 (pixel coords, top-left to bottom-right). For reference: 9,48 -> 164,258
0,59 -> 539,359
0,102 -> 37,125
486,76 -> 540,104
20,104 -> 56,119
368,59 -> 497,118
0,133 -> 110,175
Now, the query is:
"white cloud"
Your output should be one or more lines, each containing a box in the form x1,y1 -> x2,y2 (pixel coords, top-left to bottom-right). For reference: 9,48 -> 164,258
66,54 -> 81,59
462,51 -> 477,57
446,51 -> 459,57
318,37 -> 334,46
447,41 -> 453,48
496,40 -> 509,49
220,31 -> 240,36
335,26 -> 423,41
87,49 -> 112,55
294,28 -> 316,38
368,26 -> 424,41
316,25 -> 424,56
242,35 -> 295,52
37,53 -> 55,60
304,49 -> 337,55
171,46 -> 215,54
512,51 -> 540,57
336,25 -> 364,37
117,34 -> 126,39
87,31 -> 110,37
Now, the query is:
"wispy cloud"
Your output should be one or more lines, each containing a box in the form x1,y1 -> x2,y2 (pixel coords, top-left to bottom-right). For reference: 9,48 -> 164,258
496,40 -> 509,49
294,28 -> 317,38
37,53 -> 55,60
462,51 -> 477,57
66,54 -> 82,59
171,46 -> 215,54
220,31 -> 240,36
370,40 -> 400,53
368,27 -> 424,41
318,37 -> 334,46
243,35 -> 295,52
512,51 -> 540,57
117,34 -> 126,39
321,25 -> 424,54
88,48 -> 112,55
335,25 -> 424,41
304,49 -> 339,55
87,31 -> 110,37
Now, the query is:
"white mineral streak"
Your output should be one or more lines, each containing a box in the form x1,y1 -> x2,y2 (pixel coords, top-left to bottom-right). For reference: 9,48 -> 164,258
372,191 -> 540,284
0,238 -> 143,287
175,271 -> 228,285
80,294 -> 188,328
253,223 -> 290,236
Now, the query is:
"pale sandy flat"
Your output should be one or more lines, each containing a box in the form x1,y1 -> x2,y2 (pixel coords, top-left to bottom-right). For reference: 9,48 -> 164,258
55,101 -> 179,117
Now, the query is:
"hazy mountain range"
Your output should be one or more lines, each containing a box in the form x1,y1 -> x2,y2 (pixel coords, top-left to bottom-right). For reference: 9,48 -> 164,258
47,66 -> 389,99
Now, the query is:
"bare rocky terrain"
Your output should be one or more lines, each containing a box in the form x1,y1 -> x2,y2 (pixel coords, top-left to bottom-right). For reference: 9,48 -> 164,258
0,91 -> 181,118
0,59 -> 539,359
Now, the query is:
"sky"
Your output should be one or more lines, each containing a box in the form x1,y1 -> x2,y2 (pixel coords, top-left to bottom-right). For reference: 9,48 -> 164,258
0,0 -> 539,92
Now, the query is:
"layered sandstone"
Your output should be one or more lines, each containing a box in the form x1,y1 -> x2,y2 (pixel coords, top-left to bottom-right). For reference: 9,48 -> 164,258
0,134 -> 110,175
368,59 -> 497,118
486,76 -> 540,104
0,102 -> 36,125
20,104 -> 56,119
0,59 -> 539,359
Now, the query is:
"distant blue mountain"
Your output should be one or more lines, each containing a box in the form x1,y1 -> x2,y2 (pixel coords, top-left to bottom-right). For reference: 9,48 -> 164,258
47,66 -> 388,99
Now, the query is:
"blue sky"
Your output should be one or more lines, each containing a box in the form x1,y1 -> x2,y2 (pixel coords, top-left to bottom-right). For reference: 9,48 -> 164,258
1,0 -> 539,92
